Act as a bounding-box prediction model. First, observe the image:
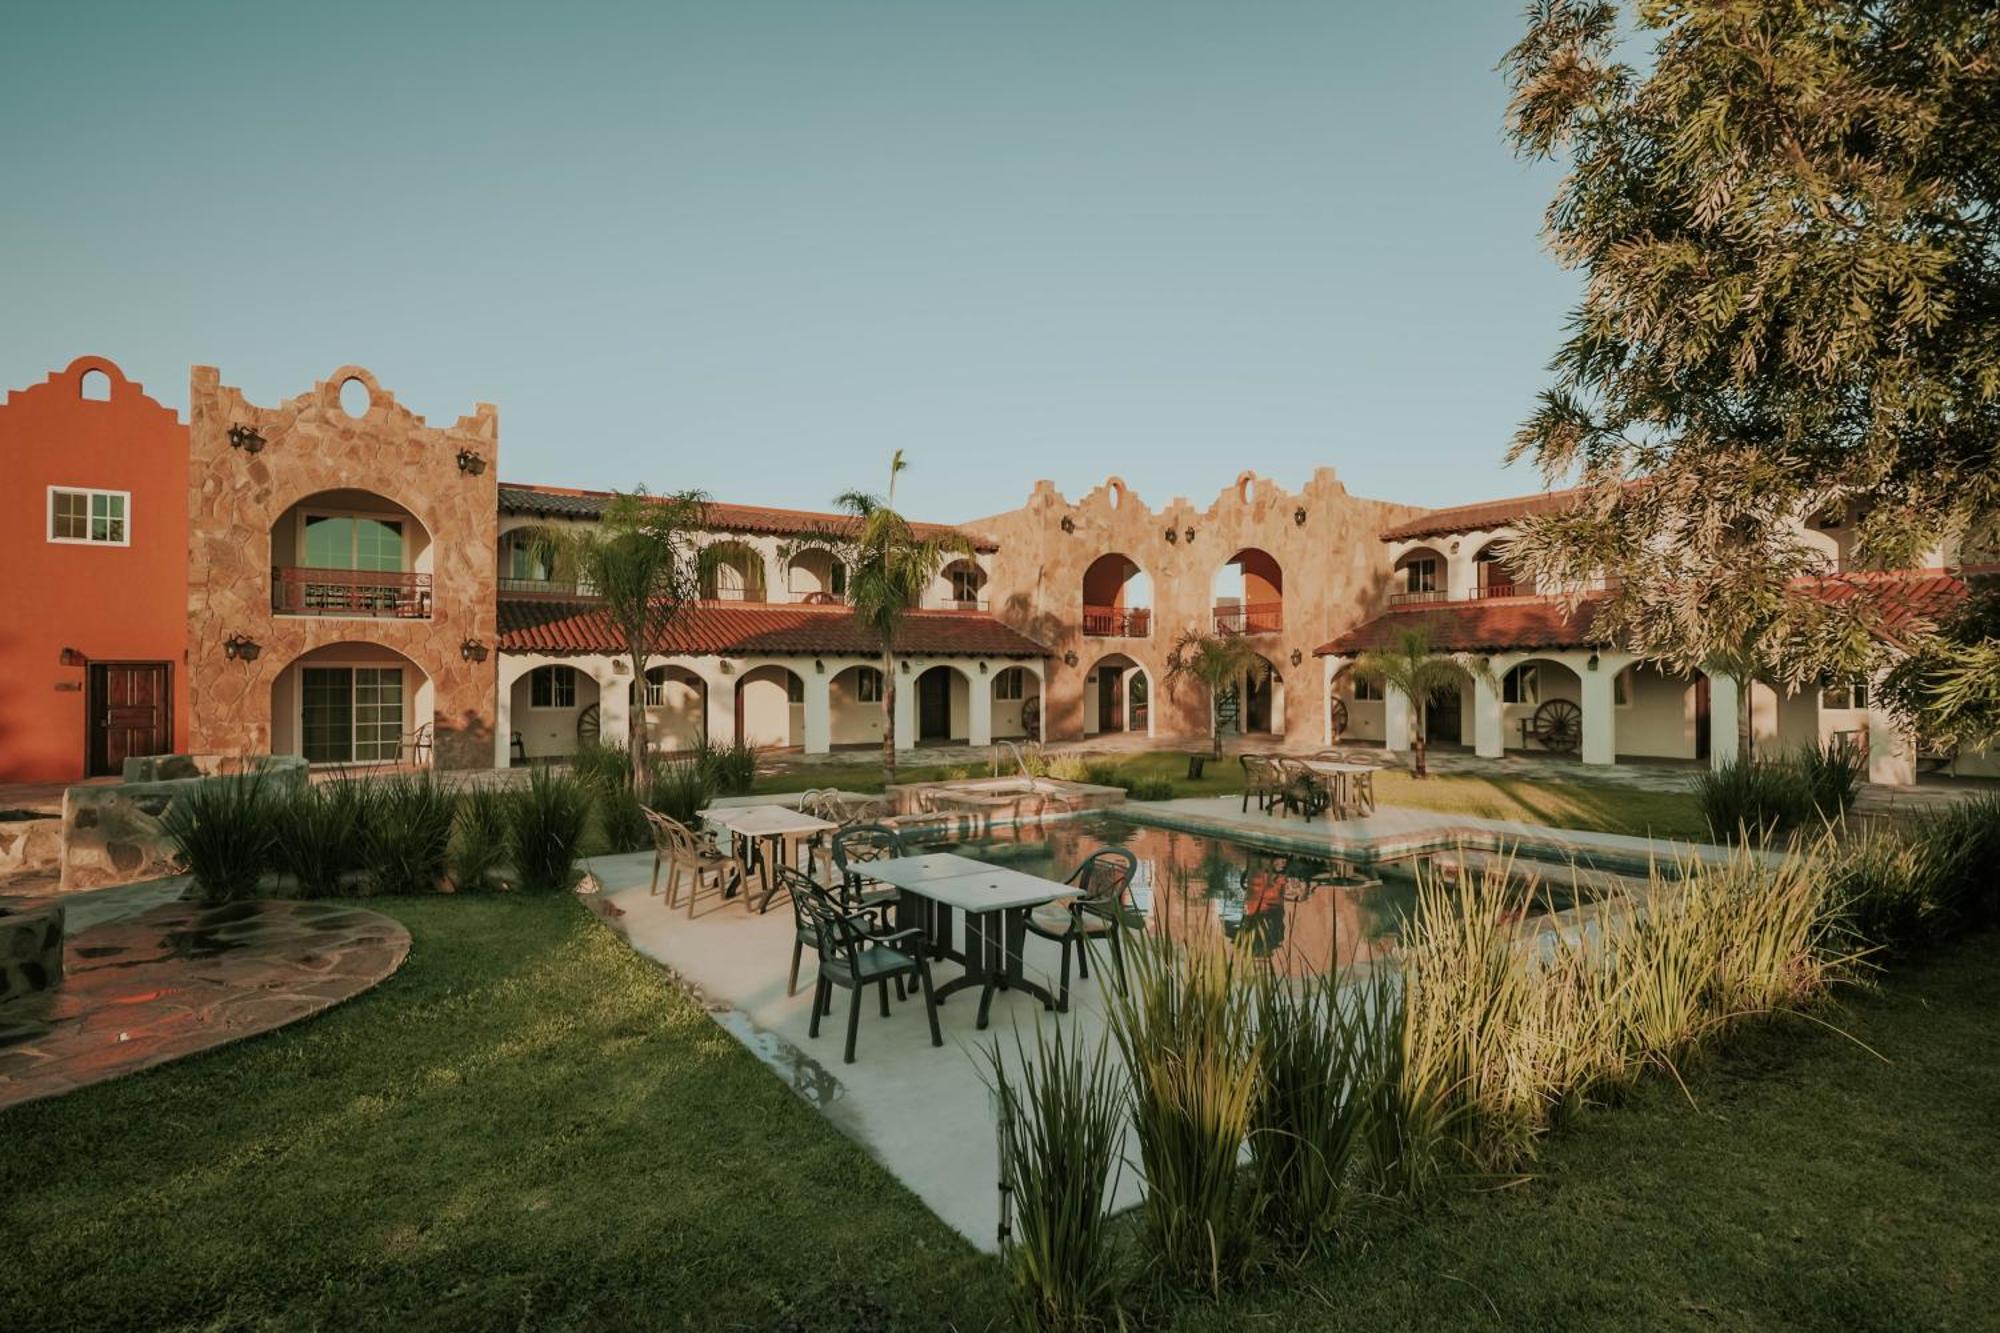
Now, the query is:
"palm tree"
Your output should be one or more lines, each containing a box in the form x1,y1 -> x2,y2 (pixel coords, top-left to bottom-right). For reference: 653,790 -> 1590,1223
1351,625 -> 1492,779
531,487 -> 710,783
1163,627 -> 1267,759
785,451 -> 973,782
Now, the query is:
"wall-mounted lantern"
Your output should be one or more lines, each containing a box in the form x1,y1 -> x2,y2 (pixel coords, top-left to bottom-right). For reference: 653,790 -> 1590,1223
222,634 -> 262,663
1587,652 -> 1601,672
1059,515 -> 1075,534
1293,506 -> 1307,526
814,658 -> 825,674
456,449 -> 488,476
1062,650 -> 1079,667
1163,526 -> 1178,544
977,660 -> 988,674
1289,648 -> 1303,667
58,646 -> 86,667
611,659 -> 630,675
459,639 -> 489,663
900,659 -> 911,674
227,425 -> 265,454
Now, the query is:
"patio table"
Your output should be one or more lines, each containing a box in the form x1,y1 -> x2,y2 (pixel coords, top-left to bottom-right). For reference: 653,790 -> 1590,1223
862,855 -> 1080,1029
1296,760 -> 1382,819
699,804 -> 836,912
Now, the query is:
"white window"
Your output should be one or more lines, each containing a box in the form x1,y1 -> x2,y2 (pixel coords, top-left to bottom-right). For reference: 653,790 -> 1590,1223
1820,679 -> 1870,710
300,666 -> 404,763
1503,664 -> 1540,706
1352,675 -> 1382,702
994,666 -> 1026,700
1403,557 -> 1439,593
530,666 -> 577,709
48,487 -> 129,546
855,668 -> 884,703
950,567 -> 984,603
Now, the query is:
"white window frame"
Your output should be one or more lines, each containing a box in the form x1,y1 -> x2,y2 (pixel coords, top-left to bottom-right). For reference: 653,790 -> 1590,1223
1403,556 -> 1439,593
1820,679 -> 1870,711
295,660 -> 409,765
950,565 -> 984,603
855,667 -> 884,703
47,486 -> 131,547
530,665 -> 578,710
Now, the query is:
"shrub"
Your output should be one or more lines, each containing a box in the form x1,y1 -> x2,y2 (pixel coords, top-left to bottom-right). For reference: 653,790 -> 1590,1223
597,781 -> 653,854
1692,752 -> 1815,842
570,739 -> 634,793
452,785 -> 512,892
1106,933 -> 1264,1292
362,772 -> 457,895
162,775 -> 274,903
645,757 -> 715,826
510,767 -> 592,892
705,739 -> 759,795
988,1024 -> 1127,1332
1250,967 -> 1394,1252
1903,793 -> 2000,931
1123,777 -> 1176,802
1795,736 -> 1865,821
271,782 -> 363,899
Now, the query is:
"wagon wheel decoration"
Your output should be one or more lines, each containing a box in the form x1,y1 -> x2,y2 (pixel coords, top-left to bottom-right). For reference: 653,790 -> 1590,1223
1020,695 -> 1042,739
576,702 -> 602,748
1530,698 -> 1582,754
1328,698 -> 1349,741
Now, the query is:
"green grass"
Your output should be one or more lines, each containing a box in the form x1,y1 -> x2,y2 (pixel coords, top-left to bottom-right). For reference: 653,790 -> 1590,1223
0,896 -> 1001,1332
4,898 -> 1996,1330
752,751 -> 1709,841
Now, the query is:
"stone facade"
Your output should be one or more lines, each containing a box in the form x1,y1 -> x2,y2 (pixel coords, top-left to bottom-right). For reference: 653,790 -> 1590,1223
970,468 -> 1424,747
186,366 -> 499,768
0,902 -> 64,1001
58,755 -> 309,892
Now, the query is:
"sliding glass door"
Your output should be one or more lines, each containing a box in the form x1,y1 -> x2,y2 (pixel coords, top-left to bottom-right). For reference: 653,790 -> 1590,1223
301,666 -> 405,763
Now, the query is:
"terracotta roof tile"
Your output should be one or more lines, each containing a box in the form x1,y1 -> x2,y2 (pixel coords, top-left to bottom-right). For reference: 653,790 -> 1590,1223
1377,486 -> 1595,543
497,483 -> 998,552
1315,598 -> 1609,656
498,598 -> 1048,658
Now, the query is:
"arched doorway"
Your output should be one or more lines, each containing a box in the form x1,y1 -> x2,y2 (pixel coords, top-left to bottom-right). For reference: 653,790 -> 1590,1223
635,664 -> 707,752
829,664 -> 887,746
935,559 -> 989,610
1231,652 -> 1285,736
913,665 -> 972,743
1391,546 -> 1449,606
1080,554 -> 1152,638
1469,539 -> 1531,599
271,488 -> 435,619
271,641 -> 434,766
1502,657 -> 1585,753
735,664 -> 803,748
1213,549 -> 1283,634
1084,653 -> 1150,736
784,549 -> 846,604
1326,662 -> 1386,744
507,662 -> 604,761
701,540 -> 768,602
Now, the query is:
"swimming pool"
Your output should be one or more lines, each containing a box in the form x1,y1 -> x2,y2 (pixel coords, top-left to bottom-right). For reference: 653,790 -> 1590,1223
913,810 -> 1618,975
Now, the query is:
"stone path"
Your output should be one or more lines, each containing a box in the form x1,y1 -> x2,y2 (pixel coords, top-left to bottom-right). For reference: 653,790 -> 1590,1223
0,885 -> 410,1111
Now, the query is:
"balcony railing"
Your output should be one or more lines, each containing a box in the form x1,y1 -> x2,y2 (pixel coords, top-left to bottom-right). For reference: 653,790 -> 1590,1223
498,576 -> 595,598
1082,605 -> 1152,637
1386,588 -> 1449,607
927,594 -> 989,612
1213,602 -> 1283,634
1468,580 -> 1527,600
274,566 -> 432,618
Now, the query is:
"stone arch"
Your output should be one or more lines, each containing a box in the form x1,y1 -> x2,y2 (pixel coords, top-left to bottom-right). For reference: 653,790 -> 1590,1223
936,557 -> 989,608
990,662 -> 1043,741
1467,536 -> 1530,597
271,487 -> 437,619
635,663 -> 708,752
736,663 -> 804,748
1392,545 -> 1449,603
269,639 -> 434,766
1212,547 -> 1283,634
1495,654 -> 1585,752
911,662 -> 977,743
1080,552 -> 1153,638
504,659 -> 604,761
784,548 -> 846,603
701,539 -> 768,601
1083,652 -> 1152,737
1229,650 -> 1286,736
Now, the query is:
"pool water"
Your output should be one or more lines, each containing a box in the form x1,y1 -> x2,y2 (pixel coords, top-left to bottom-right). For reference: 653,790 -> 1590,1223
915,811 -> 1602,975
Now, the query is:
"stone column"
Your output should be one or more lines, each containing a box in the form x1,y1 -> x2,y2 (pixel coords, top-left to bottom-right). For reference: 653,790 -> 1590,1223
704,665 -> 737,747
1579,655 -> 1619,766
1706,670 -> 1741,770
1472,669 -> 1505,759
969,668 -> 994,747
1383,686 -> 1412,753
894,666 -> 917,752
492,675 -> 514,768
802,669 -> 831,756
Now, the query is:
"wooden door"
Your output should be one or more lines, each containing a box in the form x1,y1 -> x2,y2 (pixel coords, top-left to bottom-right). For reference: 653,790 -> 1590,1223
1694,676 -> 1712,760
88,662 -> 172,776
1097,670 -> 1123,732
919,670 -> 951,740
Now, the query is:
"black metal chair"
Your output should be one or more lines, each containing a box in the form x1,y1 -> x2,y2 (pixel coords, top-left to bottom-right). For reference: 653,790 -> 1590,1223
831,820 -> 915,930
1023,847 -> 1140,1011
793,869 -> 942,1064
782,850 -> 894,996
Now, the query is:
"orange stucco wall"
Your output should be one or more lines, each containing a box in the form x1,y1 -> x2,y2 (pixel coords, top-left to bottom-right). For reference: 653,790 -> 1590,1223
0,357 -> 189,782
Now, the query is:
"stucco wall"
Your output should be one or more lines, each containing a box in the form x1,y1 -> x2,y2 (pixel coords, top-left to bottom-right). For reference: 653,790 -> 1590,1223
186,365 -> 499,769
969,468 -> 1423,748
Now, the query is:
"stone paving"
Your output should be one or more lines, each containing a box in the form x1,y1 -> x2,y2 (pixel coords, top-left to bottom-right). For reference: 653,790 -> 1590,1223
0,884 -> 410,1111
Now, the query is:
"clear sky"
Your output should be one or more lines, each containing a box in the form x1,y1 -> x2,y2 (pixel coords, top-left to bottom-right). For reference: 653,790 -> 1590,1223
1,1 -> 1576,523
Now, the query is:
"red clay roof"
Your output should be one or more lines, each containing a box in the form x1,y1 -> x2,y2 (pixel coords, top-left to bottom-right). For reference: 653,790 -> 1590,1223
498,598 -> 1048,658
498,483 -> 998,552
1317,569 -> 1977,657
1378,486 -> 1594,543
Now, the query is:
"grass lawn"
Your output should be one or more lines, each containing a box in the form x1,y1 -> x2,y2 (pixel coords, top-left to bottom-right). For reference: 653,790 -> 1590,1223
753,751 -> 1710,841
8,895 -> 1990,1331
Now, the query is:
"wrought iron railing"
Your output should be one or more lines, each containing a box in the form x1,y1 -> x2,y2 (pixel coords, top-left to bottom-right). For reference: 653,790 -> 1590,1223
1212,602 -> 1283,634
1386,588 -> 1449,607
1081,605 -> 1151,637
1468,580 -> 1525,600
498,576 -> 595,598
273,566 -> 432,618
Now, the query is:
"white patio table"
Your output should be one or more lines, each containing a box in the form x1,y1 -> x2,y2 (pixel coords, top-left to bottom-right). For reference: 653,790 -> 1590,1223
698,804 -> 836,912
1296,760 -> 1382,819
862,854 -> 1080,1028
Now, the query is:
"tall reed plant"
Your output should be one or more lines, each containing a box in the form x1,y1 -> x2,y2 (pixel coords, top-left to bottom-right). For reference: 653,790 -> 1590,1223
645,757 -> 715,826
452,785 -> 512,892
510,767 -> 592,892
987,1024 -> 1128,1332
162,774 -> 275,903
362,772 -> 457,895
1105,933 -> 1264,1293
271,781 -> 365,899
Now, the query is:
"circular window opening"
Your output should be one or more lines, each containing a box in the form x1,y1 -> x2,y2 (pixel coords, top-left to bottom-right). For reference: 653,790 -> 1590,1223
338,377 -> 372,419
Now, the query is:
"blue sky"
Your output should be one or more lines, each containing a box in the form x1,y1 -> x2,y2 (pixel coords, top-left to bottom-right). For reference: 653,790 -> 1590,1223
1,1 -> 1577,523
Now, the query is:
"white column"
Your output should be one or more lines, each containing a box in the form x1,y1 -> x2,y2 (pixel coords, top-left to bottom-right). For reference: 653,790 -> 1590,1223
893,665 -> 917,752
493,675 -> 514,767
1472,670 -> 1505,759
1383,686 -> 1412,753
598,665 -> 634,754
802,668 -> 831,755
1579,653 -> 1621,766
704,664 -> 737,746
1321,654 -> 1345,745
1706,671 -> 1741,770
969,667 -> 995,747
1866,673 -> 1916,786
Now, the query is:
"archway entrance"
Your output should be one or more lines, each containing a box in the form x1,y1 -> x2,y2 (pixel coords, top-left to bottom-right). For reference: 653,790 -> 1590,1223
735,665 -> 803,748
914,665 -> 967,742
273,641 -> 433,766
1084,654 -> 1149,736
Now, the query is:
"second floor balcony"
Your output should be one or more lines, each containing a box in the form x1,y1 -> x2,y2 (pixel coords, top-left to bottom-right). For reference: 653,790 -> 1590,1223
273,566 -> 432,618
1212,601 -> 1282,634
1082,605 -> 1151,637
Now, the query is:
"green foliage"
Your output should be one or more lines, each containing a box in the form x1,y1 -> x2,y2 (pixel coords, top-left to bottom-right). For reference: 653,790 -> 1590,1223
1122,777 -> 1176,802
1878,584 -> 2000,751
361,772 -> 456,896
162,774 -> 275,903
1501,1 -> 2000,706
1836,793 -> 2000,945
508,768 -> 592,893
1692,740 -> 1861,842
1106,933 -> 1265,1293
988,1024 -> 1128,1333
644,758 -> 715,826
1162,628 -> 1268,758
570,740 -> 633,794
271,782 -> 365,899
1350,626 -> 1494,761
450,786 -> 512,892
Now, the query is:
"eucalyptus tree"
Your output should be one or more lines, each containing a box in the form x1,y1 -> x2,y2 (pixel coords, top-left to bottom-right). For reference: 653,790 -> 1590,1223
1163,628 -> 1268,760
1502,1 -> 2000,747
786,451 -> 973,782
531,487 -> 711,782
1351,626 -> 1492,779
